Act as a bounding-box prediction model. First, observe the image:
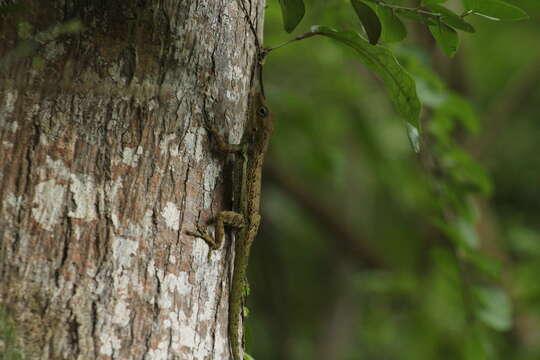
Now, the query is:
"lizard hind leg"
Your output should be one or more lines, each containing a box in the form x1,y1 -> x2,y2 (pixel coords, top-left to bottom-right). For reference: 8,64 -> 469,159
187,211 -> 244,250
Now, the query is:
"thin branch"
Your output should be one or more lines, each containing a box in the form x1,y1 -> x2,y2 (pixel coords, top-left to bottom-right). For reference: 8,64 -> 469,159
266,31 -> 319,53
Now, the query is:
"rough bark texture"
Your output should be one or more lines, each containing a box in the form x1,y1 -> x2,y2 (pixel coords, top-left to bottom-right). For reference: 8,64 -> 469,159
0,1 -> 263,358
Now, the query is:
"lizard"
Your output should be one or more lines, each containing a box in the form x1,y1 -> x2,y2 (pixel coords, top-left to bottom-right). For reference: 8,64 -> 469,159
186,11 -> 272,359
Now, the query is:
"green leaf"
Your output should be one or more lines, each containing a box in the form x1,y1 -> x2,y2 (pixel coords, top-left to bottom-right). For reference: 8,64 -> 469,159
376,6 -> 407,43
462,247 -> 501,278
463,0 -> 529,21
395,8 -> 439,26
473,286 -> 512,331
439,216 -> 479,249
278,0 -> 306,33
508,226 -> 540,257
455,217 -> 479,249
439,148 -> 492,194
311,25 -> 421,130
426,4 -> 476,32
423,0 -> 448,4
429,23 -> 459,57
463,326 -> 488,360
351,0 -> 382,45
441,94 -> 479,134
426,248 -> 467,331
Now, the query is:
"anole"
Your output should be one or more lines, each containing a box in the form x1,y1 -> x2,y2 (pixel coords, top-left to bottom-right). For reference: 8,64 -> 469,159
187,27 -> 272,360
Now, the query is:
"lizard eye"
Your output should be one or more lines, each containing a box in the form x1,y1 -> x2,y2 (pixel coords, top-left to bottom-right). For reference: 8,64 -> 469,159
257,105 -> 268,118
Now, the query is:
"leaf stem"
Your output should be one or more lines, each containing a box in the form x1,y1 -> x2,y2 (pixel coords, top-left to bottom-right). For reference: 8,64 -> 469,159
371,0 -> 442,19
266,32 -> 319,53
461,9 -> 474,18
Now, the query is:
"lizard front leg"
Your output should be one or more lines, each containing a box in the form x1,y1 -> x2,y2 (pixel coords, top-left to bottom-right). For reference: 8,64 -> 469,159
186,211 -> 244,249
188,114 -> 246,248
202,113 -> 243,154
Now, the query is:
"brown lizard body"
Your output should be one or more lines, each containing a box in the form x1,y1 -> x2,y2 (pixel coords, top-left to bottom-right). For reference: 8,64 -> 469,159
187,49 -> 272,360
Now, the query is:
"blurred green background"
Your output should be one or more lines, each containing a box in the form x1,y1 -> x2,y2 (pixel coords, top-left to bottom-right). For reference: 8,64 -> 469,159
248,0 -> 540,359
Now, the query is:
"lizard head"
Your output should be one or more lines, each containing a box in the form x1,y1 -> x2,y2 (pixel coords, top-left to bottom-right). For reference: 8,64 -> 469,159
251,92 -> 273,135
256,103 -> 269,118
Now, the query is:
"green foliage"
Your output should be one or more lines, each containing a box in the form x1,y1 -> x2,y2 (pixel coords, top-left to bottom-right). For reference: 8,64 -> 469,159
429,23 -> 459,57
251,1 -> 536,359
473,286 -> 512,331
278,0 -> 306,32
272,0 -> 528,129
463,325 -> 489,360
275,0 -> 528,54
425,4 -> 475,33
376,6 -> 407,43
463,0 -> 529,20
350,0 -> 382,45
310,25 -> 421,130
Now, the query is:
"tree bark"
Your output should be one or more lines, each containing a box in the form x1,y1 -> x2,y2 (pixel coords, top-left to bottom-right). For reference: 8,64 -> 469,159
0,1 -> 263,358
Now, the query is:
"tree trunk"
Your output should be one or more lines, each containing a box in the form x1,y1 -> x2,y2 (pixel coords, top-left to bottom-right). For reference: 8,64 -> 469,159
0,1 -> 263,358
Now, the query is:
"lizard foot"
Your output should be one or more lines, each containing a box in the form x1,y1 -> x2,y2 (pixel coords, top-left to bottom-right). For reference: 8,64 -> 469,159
185,227 -> 221,250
